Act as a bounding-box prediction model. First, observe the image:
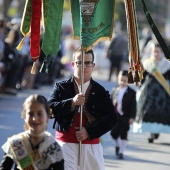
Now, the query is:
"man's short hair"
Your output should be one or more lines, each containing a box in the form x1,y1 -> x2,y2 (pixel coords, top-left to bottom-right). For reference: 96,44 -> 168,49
73,47 -> 94,62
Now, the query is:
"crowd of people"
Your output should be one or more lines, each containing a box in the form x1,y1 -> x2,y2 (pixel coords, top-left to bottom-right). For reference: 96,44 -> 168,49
0,18 -> 46,94
0,18 -> 79,95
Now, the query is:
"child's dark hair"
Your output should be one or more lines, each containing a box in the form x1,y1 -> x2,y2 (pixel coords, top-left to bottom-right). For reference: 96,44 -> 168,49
21,94 -> 50,119
154,43 -> 163,53
155,43 -> 161,48
118,70 -> 128,77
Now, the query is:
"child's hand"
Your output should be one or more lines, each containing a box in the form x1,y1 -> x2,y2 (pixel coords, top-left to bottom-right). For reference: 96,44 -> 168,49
129,118 -> 134,124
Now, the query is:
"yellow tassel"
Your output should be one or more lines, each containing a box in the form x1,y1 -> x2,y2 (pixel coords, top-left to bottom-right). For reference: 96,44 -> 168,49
138,70 -> 143,80
50,109 -> 54,118
139,60 -> 145,72
16,36 -> 26,50
31,62 -> 36,74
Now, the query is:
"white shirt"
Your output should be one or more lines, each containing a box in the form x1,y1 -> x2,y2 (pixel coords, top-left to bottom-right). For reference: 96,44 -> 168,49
74,79 -> 90,94
117,86 -> 128,115
74,80 -> 90,112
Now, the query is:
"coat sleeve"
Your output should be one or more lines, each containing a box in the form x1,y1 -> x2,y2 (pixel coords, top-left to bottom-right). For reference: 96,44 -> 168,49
48,82 -> 74,119
0,153 -> 16,170
85,86 -> 118,140
129,89 -> 137,119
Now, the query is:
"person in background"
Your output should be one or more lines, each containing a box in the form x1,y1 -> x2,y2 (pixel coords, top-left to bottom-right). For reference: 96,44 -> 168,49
110,70 -> 136,159
136,43 -> 170,143
48,47 -> 118,170
106,31 -> 128,81
0,94 -> 64,170
0,19 -> 6,92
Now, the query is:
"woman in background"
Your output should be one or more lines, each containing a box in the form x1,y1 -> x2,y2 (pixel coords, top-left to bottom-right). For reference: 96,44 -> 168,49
136,43 -> 170,143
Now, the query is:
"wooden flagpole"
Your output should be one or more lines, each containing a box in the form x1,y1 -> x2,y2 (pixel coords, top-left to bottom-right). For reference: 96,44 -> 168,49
78,49 -> 85,166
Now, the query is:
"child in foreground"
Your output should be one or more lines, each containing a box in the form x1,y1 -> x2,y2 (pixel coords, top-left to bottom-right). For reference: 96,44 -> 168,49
0,94 -> 64,170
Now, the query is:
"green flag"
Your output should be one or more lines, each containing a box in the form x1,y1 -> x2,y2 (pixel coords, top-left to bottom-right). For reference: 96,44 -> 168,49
41,0 -> 64,56
70,0 -> 115,51
39,0 -> 64,73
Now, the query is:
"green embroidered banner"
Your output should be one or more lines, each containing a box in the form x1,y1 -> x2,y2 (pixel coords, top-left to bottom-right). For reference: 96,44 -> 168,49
70,0 -> 115,51
41,0 -> 64,56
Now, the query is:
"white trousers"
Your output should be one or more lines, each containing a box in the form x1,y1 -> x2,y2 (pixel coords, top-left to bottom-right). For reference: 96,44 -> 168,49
58,141 -> 105,170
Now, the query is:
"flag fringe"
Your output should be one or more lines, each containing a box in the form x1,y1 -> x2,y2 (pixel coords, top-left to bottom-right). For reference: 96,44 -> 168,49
81,37 -> 112,52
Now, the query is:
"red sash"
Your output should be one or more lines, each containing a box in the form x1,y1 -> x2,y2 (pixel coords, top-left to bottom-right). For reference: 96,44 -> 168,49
55,112 -> 99,144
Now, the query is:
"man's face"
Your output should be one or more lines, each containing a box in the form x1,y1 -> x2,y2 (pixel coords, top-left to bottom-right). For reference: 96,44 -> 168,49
72,51 -> 95,83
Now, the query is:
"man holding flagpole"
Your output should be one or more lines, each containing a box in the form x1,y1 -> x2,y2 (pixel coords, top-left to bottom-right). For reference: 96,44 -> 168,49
48,0 -> 117,168
48,47 -> 118,169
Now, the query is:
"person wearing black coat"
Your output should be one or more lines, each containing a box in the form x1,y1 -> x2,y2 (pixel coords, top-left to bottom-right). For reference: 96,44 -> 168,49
48,48 -> 118,170
110,70 -> 136,159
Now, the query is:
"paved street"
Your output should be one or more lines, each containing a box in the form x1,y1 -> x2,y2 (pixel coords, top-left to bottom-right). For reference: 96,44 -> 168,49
0,71 -> 170,170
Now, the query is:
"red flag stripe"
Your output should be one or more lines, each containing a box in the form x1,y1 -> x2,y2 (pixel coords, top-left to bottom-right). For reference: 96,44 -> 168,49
30,0 -> 41,61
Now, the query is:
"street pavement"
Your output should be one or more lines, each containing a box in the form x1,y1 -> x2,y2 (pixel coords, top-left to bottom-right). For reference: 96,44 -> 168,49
0,69 -> 170,170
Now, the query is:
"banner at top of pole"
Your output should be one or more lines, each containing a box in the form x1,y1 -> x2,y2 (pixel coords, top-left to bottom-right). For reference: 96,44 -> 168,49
70,0 -> 115,52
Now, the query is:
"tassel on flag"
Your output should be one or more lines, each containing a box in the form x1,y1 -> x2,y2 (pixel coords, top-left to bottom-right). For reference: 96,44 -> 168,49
16,0 -> 32,50
16,36 -> 26,50
124,0 -> 144,85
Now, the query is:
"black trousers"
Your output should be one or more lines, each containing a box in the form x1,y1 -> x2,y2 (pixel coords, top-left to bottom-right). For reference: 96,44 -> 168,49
111,114 -> 130,140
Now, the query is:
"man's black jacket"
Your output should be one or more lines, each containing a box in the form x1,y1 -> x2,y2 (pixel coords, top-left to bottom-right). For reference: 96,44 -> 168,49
48,76 -> 118,140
